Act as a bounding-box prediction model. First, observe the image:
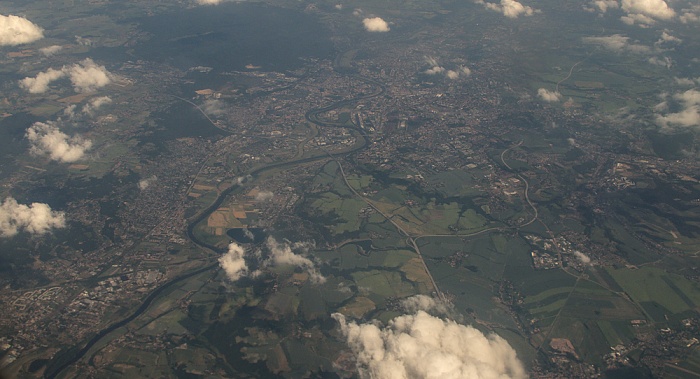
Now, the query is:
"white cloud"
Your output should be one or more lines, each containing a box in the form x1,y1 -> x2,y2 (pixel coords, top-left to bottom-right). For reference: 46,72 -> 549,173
425,66 -> 445,75
446,70 -> 460,80
655,89 -> 700,131
68,58 -> 113,93
582,34 -> 652,54
363,17 -> 390,32
82,96 -> 112,117
39,45 -> 63,57
19,68 -> 66,94
590,0 -> 619,13
573,251 -> 591,264
0,197 -> 65,238
475,0 -> 538,18
138,175 -> 157,190
537,88 -> 562,102
25,121 -> 92,163
647,56 -> 672,68
202,99 -> 225,116
400,295 -> 454,317
265,237 -> 326,283
0,14 -> 44,46
333,311 -> 527,379
621,0 -> 675,20
219,242 -> 249,281
254,190 -> 274,202
19,58 -> 113,94
674,77 -> 700,87
679,4 -> 700,23
196,0 -> 222,4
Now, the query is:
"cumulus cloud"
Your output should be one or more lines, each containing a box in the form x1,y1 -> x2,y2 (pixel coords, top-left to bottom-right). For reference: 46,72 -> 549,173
0,197 -> 65,238
202,99 -> 225,116
537,88 -> 562,102
674,77 -> 700,87
219,242 -> 249,281
218,237 -> 325,283
138,175 -> 157,190
475,0 -> 538,18
582,34 -> 652,54
655,89 -> 700,130
680,4 -> 700,23
19,58 -> 113,94
68,58 -> 113,93
25,121 -> 92,163
621,0 -> 675,20
446,70 -> 460,80
333,311 -> 527,379
196,0 -> 222,4
39,45 -> 63,57
400,295 -> 454,317
423,58 -> 470,80
81,96 -> 112,117
573,251 -> 591,264
589,0 -> 619,13
254,190 -> 274,202
425,66 -> 445,75
647,56 -> 672,68
0,14 -> 44,46
363,17 -> 390,32
655,30 -> 682,48
19,68 -> 66,94
265,237 -> 326,283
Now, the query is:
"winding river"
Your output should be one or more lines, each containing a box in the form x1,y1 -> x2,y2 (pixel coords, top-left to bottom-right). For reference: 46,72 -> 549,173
43,74 -> 384,379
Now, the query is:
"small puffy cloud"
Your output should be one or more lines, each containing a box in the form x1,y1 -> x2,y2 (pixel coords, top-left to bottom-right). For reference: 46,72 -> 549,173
446,70 -> 460,80
25,121 -> 92,163
265,237 -> 325,283
68,58 -> 113,93
196,0 -> 222,4
589,0 -> 619,13
647,56 -> 672,68
202,99 -> 225,116
537,88 -> 562,102
254,190 -> 274,202
680,4 -> 700,23
219,242 -> 249,281
425,65 -> 445,75
19,68 -> 66,94
138,175 -> 157,190
655,30 -> 682,47
333,311 -> 527,379
39,45 -> 63,57
0,14 -> 44,46
19,58 -> 113,94
82,96 -> 112,117
655,89 -> 700,130
475,0 -> 538,18
400,295 -> 454,317
0,197 -> 65,238
621,0 -> 675,20
674,77 -> 700,87
573,251 -> 591,264
582,34 -> 652,54
363,17 -> 390,32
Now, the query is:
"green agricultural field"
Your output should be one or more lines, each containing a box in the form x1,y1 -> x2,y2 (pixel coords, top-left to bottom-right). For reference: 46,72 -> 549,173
607,267 -> 700,318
